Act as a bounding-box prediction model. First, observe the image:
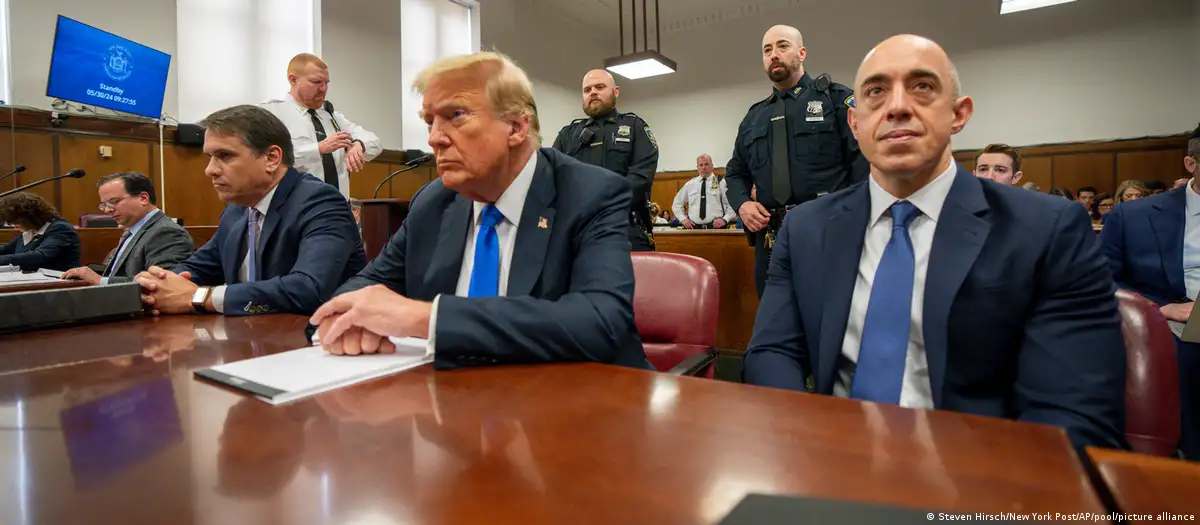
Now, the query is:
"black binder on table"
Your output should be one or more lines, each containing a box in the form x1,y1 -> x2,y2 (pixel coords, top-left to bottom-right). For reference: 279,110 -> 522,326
719,494 -> 1056,525
0,282 -> 143,334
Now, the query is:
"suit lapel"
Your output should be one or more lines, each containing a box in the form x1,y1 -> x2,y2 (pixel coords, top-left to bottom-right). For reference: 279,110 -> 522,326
1149,191 -> 1186,298
112,212 -> 163,272
816,184 -> 869,393
424,195 -> 472,295
222,206 -> 247,284
923,167 -> 990,407
508,151 -> 555,297
257,168 -> 301,262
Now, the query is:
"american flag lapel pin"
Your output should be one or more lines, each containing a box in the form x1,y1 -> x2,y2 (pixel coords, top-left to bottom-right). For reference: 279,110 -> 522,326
538,217 -> 549,229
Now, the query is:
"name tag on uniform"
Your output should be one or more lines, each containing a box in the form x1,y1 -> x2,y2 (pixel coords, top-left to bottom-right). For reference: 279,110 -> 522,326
588,141 -> 603,147
614,137 -> 631,143
806,101 -> 824,122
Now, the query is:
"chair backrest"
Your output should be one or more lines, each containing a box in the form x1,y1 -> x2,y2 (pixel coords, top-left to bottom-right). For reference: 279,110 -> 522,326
79,213 -> 117,228
1115,289 -> 1181,457
631,252 -> 719,371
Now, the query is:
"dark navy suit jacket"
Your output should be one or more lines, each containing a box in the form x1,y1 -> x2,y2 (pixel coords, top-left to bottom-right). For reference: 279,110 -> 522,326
1100,186 -> 1198,458
0,219 -> 81,271
744,166 -> 1128,452
336,148 -> 648,369
175,167 -> 366,315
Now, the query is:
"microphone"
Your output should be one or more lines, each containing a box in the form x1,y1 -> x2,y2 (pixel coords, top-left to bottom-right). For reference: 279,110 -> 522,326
0,165 -> 25,185
0,169 -> 85,198
323,101 -> 342,133
372,153 -> 432,199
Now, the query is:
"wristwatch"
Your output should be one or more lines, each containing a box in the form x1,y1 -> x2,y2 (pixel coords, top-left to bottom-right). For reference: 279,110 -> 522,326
191,286 -> 213,313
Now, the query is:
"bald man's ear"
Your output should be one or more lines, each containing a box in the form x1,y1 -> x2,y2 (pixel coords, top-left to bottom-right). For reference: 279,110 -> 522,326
950,95 -> 973,135
612,84 -> 620,98
847,107 -> 860,142
287,73 -> 298,86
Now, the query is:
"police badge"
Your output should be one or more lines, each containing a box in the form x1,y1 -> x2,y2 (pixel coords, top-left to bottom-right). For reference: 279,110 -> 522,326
617,125 -> 631,137
806,100 -> 824,122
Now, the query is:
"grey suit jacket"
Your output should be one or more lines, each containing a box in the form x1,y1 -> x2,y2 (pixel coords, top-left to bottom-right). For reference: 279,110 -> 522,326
97,211 -> 195,282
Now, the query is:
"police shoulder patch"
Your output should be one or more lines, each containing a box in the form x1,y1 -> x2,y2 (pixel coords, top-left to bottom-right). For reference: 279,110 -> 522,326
844,94 -> 855,108
644,125 -> 658,149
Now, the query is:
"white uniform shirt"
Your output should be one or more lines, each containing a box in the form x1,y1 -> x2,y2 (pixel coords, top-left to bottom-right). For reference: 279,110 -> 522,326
672,175 -> 735,224
259,94 -> 383,199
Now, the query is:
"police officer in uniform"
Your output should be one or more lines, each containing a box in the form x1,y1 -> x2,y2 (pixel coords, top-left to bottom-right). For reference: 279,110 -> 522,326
553,69 -> 659,251
726,25 -> 868,297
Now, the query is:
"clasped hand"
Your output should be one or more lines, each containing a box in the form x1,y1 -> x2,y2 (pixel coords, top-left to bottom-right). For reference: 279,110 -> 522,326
309,285 -> 433,356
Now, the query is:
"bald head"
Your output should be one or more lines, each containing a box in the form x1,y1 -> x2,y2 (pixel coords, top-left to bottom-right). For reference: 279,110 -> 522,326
761,25 -> 807,89
581,69 -> 619,118
848,34 -> 973,197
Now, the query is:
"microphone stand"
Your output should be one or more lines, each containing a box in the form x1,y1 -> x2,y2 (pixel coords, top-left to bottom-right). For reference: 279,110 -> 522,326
372,156 -> 432,199
0,167 -> 24,185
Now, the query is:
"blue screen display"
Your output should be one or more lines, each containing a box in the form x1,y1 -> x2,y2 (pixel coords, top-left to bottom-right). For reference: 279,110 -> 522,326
46,16 -> 172,119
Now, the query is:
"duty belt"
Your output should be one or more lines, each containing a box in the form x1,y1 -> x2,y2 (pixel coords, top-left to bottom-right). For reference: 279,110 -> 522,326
764,205 -> 797,250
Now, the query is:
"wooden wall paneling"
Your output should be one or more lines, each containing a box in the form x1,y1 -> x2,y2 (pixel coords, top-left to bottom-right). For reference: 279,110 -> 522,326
162,144 -> 223,226
1020,156 -> 1053,192
1049,153 -> 1114,195
651,179 -> 682,212
654,231 -> 758,351
8,131 -> 59,212
1116,149 -> 1187,186
348,162 -> 393,200
57,136 -> 152,225
0,129 -> 13,191
385,164 -> 434,202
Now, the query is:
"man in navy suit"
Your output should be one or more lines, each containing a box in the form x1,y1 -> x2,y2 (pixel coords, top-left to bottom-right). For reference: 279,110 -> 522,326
309,51 -> 647,369
136,104 -> 366,316
743,35 -> 1127,452
1100,122 -> 1200,459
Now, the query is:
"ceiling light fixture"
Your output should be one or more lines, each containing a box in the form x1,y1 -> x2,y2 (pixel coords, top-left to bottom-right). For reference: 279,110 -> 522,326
999,0 -> 1078,15
604,0 -> 676,80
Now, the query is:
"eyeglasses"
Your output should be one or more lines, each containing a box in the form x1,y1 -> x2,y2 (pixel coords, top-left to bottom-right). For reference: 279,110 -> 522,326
98,194 -> 130,211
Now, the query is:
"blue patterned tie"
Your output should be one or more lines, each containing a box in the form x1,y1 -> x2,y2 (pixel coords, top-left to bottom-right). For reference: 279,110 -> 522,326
468,205 -> 504,297
851,201 -> 920,404
246,208 -> 261,283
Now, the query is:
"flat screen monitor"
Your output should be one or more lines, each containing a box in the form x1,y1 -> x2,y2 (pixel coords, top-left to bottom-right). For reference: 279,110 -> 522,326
45,15 -> 171,119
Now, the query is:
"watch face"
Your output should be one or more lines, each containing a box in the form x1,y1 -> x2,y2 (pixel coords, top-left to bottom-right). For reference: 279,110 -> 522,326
192,288 -> 208,304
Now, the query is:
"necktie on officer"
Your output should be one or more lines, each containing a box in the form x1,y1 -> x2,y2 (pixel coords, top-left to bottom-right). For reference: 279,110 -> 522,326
102,230 -> 132,277
699,177 -> 708,221
246,208 -> 262,283
851,201 -> 920,404
769,96 -> 792,208
307,109 -> 340,190
468,205 -> 505,298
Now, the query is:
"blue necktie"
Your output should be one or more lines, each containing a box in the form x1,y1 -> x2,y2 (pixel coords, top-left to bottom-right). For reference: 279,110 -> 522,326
851,201 -> 920,404
468,205 -> 504,297
246,208 -> 261,283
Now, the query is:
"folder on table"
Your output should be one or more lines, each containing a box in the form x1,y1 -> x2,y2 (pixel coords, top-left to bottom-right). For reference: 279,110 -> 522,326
718,494 -> 1054,525
195,337 -> 433,405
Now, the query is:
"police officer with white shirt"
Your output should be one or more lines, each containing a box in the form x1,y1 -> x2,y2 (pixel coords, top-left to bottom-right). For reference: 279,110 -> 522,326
672,154 -> 735,229
260,53 -> 382,199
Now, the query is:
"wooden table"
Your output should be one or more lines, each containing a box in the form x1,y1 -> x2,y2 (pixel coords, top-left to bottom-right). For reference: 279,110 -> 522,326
1088,448 -> 1200,523
655,229 -> 757,352
0,314 -> 1107,524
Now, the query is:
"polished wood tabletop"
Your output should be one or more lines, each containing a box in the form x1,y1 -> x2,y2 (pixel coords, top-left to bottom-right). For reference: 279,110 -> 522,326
1088,447 -> 1200,522
0,315 -> 1106,524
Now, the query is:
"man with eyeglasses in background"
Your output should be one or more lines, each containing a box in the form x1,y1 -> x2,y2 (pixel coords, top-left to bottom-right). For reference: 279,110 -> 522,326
61,171 -> 194,284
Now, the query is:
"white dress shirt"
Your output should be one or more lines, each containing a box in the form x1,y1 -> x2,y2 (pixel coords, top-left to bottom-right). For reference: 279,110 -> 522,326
20,222 -> 51,245
833,162 -> 957,409
259,94 -> 382,199
1171,182 -> 1200,336
210,185 -> 277,314
427,152 -> 538,351
100,208 -> 160,285
672,175 -> 735,225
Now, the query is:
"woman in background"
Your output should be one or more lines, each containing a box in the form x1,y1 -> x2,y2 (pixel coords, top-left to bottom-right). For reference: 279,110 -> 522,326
1095,193 -> 1115,219
0,192 -> 81,271
1114,180 -> 1147,203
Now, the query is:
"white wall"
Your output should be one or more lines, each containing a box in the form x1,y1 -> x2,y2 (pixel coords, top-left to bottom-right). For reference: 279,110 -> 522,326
619,0 -> 1195,171
321,0 -> 402,149
8,0 -> 179,117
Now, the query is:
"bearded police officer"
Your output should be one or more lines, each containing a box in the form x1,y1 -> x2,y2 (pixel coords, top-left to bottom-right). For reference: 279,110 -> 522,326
726,25 -> 868,296
553,69 -> 659,251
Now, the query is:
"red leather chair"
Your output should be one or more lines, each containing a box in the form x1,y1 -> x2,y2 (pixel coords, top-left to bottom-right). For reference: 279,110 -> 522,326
631,252 -> 719,377
1116,289 -> 1180,457
79,213 -> 117,228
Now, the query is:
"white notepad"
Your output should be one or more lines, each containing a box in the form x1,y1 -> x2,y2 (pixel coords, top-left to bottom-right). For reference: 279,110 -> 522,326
194,337 -> 433,405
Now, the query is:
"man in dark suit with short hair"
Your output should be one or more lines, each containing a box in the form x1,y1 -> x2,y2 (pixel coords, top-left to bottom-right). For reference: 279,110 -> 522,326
743,34 -> 1127,453
136,104 -> 366,316
62,171 -> 193,284
310,51 -> 647,370
1099,122 -> 1200,459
